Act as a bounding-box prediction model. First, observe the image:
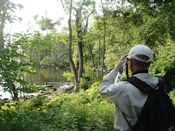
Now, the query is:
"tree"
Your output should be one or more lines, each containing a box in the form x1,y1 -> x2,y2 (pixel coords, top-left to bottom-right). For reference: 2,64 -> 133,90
0,0 -> 35,100
17,32 -> 68,68
34,15 -> 60,34
100,0 -> 107,78
0,38 -> 34,100
75,0 -> 95,83
60,0 -> 95,90
67,0 -> 79,90
0,0 -> 22,49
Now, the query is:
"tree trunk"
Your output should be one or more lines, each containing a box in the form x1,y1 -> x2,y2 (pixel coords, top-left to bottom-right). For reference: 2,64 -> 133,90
68,0 -> 78,91
77,39 -> 84,82
100,0 -> 107,79
12,84 -> 18,100
76,11 -> 84,83
0,6 -> 6,49
9,81 -> 18,100
88,45 -> 95,72
101,21 -> 106,78
97,36 -> 101,79
96,17 -> 102,80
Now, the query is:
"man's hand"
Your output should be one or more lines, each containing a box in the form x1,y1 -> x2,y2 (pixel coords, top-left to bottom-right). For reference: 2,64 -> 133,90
115,54 -> 128,72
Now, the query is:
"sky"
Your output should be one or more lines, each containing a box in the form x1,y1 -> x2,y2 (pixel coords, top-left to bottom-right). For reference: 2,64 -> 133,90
8,0 -> 104,34
7,0 -> 103,34
9,0 -> 68,33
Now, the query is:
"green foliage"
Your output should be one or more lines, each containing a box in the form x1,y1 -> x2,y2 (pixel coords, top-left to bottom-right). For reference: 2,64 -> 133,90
34,16 -> 59,33
0,41 -> 36,100
18,33 -> 68,68
80,63 -> 98,89
1,82 -> 175,130
0,82 -> 115,130
0,0 -> 23,24
63,71 -> 74,82
30,97 -> 45,108
152,39 -> 175,75
90,1 -> 175,73
151,39 -> 175,91
80,75 -> 92,90
169,90 -> 175,106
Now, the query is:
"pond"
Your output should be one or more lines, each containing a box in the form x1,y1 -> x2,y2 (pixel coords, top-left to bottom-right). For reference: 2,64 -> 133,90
0,68 -> 67,99
23,68 -> 67,85
0,87 -> 11,99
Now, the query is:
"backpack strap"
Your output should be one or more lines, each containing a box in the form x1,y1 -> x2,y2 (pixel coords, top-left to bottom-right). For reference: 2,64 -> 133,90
127,76 -> 155,95
158,78 -> 166,93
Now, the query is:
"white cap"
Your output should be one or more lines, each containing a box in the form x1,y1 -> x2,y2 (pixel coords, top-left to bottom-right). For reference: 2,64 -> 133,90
128,44 -> 154,63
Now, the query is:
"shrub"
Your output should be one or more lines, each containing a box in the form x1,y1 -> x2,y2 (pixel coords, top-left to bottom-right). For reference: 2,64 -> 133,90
152,39 -> 175,92
1,82 -> 175,130
0,82 -> 115,130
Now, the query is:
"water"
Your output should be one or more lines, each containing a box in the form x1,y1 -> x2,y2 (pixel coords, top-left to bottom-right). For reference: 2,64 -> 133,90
0,68 -> 67,99
0,86 -> 11,99
24,68 -> 67,84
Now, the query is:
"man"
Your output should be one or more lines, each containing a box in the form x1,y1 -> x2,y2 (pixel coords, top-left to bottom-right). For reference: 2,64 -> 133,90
99,44 -> 157,131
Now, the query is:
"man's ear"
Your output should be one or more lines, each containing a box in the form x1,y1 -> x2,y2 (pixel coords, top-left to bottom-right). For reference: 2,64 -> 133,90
128,59 -> 132,67
128,59 -> 133,73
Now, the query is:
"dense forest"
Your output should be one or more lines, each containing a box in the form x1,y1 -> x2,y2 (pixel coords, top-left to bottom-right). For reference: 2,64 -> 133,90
0,0 -> 175,130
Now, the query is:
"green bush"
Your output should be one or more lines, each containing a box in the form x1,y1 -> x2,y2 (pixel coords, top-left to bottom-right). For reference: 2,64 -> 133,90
80,74 -> 93,90
169,90 -> 175,106
152,39 -> 175,91
0,82 -> 115,131
80,64 -> 98,90
1,82 -> 175,131
63,71 -> 74,82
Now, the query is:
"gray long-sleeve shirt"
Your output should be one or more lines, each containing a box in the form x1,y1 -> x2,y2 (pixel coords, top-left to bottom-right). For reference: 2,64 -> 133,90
99,69 -> 159,131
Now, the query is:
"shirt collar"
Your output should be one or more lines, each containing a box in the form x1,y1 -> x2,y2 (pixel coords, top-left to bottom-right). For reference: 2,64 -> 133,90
132,70 -> 148,75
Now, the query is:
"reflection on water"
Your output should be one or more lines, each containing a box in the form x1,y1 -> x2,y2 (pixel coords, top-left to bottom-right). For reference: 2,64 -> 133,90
23,68 -> 67,85
0,68 -> 67,99
0,86 -> 11,99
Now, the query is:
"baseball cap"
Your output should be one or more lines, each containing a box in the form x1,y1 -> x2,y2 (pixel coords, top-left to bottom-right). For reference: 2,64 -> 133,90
128,44 -> 154,63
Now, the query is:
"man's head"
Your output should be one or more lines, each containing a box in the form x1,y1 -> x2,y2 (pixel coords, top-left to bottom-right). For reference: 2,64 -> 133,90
127,44 -> 154,74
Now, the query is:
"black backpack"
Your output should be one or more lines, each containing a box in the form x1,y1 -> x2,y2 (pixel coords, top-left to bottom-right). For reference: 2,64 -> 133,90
124,76 -> 175,131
